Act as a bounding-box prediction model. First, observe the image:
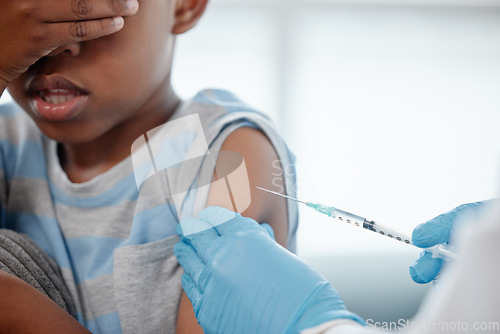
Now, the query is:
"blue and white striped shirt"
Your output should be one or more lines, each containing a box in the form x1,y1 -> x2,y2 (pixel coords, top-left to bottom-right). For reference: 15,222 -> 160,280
0,89 -> 298,333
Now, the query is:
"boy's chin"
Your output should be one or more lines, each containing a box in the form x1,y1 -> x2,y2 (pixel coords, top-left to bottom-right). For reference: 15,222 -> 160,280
33,120 -> 99,145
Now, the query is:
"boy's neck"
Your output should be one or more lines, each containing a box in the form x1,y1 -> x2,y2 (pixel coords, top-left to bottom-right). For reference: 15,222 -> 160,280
59,90 -> 182,184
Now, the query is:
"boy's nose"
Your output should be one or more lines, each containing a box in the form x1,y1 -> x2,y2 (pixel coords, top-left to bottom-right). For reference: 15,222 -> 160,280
46,43 -> 82,57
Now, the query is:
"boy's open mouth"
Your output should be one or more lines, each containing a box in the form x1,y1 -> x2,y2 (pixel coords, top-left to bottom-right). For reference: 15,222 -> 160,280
37,89 -> 85,105
28,75 -> 89,121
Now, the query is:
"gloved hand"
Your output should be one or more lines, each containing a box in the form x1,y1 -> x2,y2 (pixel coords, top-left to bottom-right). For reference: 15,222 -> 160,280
174,207 -> 364,334
410,201 -> 486,284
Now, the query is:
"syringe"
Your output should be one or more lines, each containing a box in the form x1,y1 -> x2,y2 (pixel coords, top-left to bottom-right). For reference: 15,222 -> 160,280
256,187 -> 457,260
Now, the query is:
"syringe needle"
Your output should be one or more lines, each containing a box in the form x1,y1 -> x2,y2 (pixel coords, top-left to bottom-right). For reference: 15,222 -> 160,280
256,187 -> 310,205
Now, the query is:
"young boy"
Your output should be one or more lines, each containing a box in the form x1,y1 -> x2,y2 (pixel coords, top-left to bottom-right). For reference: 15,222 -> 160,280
0,0 -> 298,333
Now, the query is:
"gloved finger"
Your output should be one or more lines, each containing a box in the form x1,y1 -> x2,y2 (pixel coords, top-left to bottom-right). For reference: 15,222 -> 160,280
180,217 -> 223,259
181,273 -> 203,314
409,251 -> 444,284
199,207 -> 276,240
191,232 -> 233,265
412,202 -> 484,248
179,217 -> 220,239
412,213 -> 455,248
199,206 -> 267,237
179,207 -> 235,249
174,239 -> 206,288
260,223 -> 275,240
198,206 -> 240,234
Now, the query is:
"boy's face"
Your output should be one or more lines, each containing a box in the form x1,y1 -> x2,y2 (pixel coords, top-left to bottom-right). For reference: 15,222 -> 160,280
7,0 -> 199,144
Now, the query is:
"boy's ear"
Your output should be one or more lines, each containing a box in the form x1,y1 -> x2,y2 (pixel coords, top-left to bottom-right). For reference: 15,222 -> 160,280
172,0 -> 209,34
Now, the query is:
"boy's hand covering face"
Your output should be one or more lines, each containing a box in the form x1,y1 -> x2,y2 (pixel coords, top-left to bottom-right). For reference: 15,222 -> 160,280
0,0 -> 139,87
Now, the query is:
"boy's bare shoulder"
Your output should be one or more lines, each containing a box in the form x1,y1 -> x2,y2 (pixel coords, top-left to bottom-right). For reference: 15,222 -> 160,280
207,126 -> 289,246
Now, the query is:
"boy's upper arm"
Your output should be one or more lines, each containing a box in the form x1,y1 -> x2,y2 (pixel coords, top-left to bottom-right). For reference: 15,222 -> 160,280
176,126 -> 289,334
206,126 -> 288,246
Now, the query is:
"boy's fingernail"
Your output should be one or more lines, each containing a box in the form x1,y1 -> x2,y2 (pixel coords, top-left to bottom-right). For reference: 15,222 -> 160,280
111,16 -> 125,29
124,0 -> 139,11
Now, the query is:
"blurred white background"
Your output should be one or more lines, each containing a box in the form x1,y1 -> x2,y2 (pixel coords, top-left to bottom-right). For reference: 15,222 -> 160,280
2,0 -> 500,324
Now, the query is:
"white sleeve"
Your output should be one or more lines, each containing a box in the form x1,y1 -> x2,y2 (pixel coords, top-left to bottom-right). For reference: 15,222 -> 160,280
301,319 -> 375,334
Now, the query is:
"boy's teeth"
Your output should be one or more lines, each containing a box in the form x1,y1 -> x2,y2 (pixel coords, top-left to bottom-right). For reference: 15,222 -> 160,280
39,90 -> 79,104
44,95 -> 75,104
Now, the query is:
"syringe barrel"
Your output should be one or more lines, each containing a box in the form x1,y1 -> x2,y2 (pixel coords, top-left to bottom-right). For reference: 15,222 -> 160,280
324,206 -> 414,245
368,222 -> 413,244
333,208 -> 366,227
308,203 -> 366,226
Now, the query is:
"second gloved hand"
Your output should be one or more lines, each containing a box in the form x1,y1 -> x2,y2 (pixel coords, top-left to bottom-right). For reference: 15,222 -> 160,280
174,207 -> 364,334
410,201 -> 487,284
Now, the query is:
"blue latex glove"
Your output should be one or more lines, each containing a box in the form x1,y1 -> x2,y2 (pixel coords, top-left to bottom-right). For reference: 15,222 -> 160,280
174,207 -> 365,334
410,201 -> 486,284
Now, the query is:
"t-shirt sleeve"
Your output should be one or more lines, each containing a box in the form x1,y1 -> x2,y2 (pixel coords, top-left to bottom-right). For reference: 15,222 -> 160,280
0,102 -> 41,228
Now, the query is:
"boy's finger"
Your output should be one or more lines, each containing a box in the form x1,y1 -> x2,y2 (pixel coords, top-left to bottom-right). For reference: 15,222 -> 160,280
48,16 -> 124,45
41,0 -> 138,23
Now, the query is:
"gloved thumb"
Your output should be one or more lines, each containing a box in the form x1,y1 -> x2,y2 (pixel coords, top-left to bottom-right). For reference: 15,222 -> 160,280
260,223 -> 275,240
409,251 -> 444,284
